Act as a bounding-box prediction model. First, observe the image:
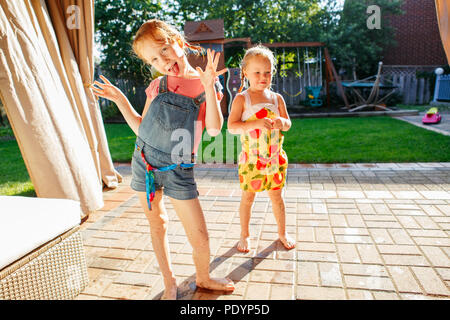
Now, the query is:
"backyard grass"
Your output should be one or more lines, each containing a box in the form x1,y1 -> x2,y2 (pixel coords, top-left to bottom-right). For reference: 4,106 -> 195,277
283,117 -> 450,163
105,117 -> 450,163
1,116 -> 449,195
0,127 -> 35,196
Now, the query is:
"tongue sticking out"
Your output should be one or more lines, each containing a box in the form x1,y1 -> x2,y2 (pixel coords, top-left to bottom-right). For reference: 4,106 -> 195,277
171,62 -> 179,75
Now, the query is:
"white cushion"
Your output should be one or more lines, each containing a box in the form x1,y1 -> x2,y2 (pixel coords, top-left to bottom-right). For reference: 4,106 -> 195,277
0,196 -> 81,270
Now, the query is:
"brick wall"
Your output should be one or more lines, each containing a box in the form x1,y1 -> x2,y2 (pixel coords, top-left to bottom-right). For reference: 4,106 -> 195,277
383,0 -> 447,66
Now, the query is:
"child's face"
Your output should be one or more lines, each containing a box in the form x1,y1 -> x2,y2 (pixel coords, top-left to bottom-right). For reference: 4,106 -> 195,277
244,55 -> 273,91
140,38 -> 186,77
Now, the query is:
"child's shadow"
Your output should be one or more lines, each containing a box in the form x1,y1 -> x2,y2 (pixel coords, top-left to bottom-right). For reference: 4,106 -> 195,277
153,241 -> 278,300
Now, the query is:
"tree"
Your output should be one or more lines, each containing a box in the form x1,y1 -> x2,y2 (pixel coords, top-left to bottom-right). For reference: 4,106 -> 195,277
169,0 -> 328,69
325,0 -> 404,79
94,0 -> 404,88
94,0 -> 164,84
171,0 -> 326,43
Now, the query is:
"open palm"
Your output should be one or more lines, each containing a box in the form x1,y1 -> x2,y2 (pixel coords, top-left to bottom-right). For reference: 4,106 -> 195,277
90,75 -> 125,103
195,48 -> 227,88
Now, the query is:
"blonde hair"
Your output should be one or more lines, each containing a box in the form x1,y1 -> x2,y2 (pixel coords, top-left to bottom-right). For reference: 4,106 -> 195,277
132,19 -> 203,64
238,44 -> 276,93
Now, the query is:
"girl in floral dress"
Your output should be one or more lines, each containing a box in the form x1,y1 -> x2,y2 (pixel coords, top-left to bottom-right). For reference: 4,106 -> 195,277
227,45 -> 295,252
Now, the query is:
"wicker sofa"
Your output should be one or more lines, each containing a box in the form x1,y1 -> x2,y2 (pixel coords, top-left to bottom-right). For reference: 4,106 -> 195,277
0,196 -> 89,300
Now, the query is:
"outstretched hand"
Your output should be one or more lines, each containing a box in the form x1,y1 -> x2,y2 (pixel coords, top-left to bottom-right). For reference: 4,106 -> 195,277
90,75 -> 125,103
195,48 -> 227,88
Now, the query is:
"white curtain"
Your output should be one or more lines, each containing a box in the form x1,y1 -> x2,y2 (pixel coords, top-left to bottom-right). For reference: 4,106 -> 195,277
0,0 -> 121,218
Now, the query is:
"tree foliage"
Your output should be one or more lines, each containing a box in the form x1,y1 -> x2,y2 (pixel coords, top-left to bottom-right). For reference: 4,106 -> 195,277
94,0 -> 404,83
325,0 -> 404,78
170,0 -> 329,69
172,0 -> 324,43
94,0 -> 164,83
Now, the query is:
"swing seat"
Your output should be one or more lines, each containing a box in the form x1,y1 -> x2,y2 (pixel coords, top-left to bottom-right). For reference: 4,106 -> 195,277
283,88 -> 303,98
307,86 -> 322,97
305,86 -> 323,107
310,98 -> 323,107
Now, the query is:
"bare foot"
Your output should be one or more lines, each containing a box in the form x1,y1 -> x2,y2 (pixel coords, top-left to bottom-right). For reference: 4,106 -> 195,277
279,233 -> 296,250
196,277 -> 235,293
237,236 -> 251,253
161,280 -> 178,300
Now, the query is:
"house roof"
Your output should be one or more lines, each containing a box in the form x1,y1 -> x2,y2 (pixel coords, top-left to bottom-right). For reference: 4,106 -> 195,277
184,19 -> 224,42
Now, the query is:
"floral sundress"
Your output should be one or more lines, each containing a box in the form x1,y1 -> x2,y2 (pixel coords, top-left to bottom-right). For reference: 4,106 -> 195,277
238,90 -> 288,192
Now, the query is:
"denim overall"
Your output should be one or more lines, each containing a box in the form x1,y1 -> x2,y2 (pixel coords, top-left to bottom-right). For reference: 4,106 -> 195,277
131,75 -> 206,209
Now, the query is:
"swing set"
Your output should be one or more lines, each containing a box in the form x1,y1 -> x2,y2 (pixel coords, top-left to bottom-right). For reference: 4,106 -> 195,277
224,39 -> 350,112
273,45 -> 323,106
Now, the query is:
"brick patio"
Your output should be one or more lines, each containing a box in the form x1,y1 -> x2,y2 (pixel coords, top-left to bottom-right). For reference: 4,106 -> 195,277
77,163 -> 450,300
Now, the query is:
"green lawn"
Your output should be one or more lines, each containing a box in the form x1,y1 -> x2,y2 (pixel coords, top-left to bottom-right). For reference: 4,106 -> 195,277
0,127 -> 35,196
105,117 -> 450,163
1,116 -> 450,195
283,117 -> 450,163
104,123 -> 137,162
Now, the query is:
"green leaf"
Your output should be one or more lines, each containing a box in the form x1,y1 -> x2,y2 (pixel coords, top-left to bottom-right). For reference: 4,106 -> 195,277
252,174 -> 265,179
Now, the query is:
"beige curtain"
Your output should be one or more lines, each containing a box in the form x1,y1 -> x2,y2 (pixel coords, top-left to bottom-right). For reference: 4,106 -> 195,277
436,0 -> 450,63
0,0 -> 121,218
45,0 -> 121,190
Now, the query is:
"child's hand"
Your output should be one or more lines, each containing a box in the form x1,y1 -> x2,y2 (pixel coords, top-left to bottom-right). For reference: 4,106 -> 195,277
271,117 -> 284,130
90,75 -> 125,103
196,48 -> 227,88
253,118 -> 273,130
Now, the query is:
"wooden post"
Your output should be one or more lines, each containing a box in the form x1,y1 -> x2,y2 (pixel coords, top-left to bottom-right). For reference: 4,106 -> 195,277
324,48 -> 349,109
424,78 -> 431,103
404,75 -> 411,104
418,78 -> 425,105
325,58 -> 331,107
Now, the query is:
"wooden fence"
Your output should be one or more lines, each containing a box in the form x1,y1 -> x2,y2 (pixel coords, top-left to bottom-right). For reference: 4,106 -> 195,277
101,75 -> 323,111
100,73 -> 436,115
98,78 -> 147,113
271,75 -> 323,106
259,74 -> 434,106
273,73 -> 436,106
434,74 -> 450,102
382,74 -> 432,105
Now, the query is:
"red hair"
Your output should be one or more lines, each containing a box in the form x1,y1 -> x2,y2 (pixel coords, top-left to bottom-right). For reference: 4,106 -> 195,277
132,19 -> 203,64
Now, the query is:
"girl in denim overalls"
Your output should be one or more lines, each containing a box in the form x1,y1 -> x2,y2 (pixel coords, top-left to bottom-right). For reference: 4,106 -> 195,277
91,19 -> 234,299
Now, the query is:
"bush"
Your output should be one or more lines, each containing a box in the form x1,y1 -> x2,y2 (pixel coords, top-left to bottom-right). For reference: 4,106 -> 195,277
100,102 -> 125,123
383,91 -> 403,107
0,99 -> 10,127
327,83 -> 345,107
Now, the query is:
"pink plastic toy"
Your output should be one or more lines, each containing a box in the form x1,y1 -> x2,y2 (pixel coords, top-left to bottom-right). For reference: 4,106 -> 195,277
422,107 -> 442,124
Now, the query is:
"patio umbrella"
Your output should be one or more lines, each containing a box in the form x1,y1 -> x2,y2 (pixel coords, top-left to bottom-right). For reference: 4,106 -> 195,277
0,0 -> 121,218
436,0 -> 450,63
